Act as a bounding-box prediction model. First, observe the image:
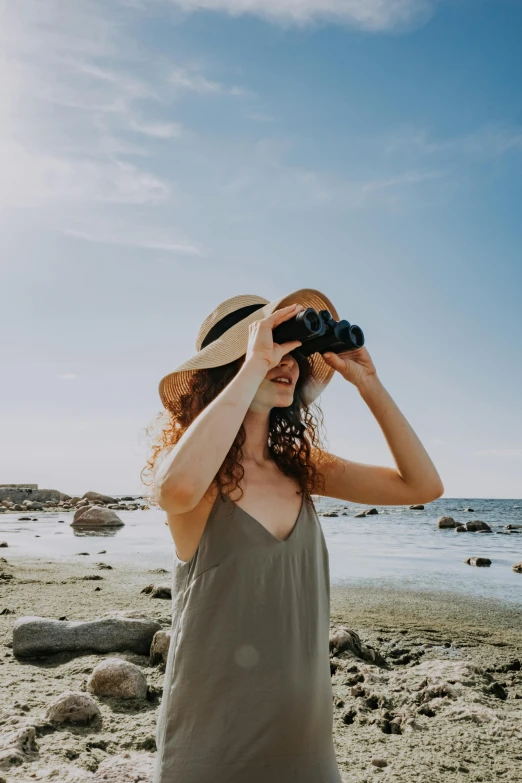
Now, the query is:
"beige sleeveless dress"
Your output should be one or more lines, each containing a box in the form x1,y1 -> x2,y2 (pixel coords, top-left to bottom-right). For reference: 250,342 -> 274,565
153,490 -> 342,783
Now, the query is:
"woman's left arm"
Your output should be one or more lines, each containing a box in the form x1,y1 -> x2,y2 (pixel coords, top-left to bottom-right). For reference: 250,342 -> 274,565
312,347 -> 444,505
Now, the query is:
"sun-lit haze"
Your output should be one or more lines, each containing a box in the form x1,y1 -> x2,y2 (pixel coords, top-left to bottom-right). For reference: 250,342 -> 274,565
1,0 -> 521,498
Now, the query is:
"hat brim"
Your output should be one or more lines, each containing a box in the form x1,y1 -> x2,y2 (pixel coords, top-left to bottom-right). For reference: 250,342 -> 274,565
158,288 -> 339,409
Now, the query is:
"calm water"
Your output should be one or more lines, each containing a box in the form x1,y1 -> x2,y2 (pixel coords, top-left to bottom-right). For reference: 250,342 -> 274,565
2,497 -> 521,608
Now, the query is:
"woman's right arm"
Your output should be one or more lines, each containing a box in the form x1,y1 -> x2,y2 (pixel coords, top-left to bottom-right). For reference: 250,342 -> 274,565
154,303 -> 304,514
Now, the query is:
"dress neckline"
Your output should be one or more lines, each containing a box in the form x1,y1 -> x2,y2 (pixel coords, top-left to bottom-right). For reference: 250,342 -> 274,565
226,493 -> 305,545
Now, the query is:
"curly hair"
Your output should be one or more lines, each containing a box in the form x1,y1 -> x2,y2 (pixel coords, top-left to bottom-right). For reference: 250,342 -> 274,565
140,352 -> 327,507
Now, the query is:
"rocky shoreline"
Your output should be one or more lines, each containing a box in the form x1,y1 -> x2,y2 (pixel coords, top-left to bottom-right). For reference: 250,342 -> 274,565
1,552 -> 521,783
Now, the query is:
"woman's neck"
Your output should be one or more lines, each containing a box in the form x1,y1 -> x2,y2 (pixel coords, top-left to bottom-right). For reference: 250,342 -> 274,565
242,409 -> 271,464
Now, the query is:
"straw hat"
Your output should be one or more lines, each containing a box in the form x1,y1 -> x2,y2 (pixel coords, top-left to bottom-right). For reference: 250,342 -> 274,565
158,287 -> 340,410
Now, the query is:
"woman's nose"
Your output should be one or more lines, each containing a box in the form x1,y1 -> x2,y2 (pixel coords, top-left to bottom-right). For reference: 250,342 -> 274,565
278,352 -> 297,368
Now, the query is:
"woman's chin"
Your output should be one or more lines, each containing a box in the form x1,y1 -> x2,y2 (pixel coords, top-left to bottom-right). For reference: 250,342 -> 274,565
270,388 -> 294,405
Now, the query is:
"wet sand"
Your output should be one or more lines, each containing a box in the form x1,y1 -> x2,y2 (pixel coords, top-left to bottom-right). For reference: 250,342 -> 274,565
1,556 -> 521,782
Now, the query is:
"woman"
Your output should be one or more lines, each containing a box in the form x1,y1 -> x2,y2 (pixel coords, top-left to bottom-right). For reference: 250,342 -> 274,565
145,288 -> 444,783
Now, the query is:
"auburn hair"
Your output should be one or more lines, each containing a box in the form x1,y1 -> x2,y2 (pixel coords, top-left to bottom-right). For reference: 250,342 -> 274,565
141,352 -> 327,505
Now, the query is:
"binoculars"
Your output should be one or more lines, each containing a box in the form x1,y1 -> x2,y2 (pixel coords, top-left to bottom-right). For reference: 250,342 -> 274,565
272,307 -> 364,358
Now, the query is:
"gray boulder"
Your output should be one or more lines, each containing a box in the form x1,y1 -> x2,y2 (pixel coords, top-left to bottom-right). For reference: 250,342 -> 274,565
25,501 -> 44,511
82,491 -> 118,504
12,611 -> 161,658
91,753 -> 155,782
71,506 -> 124,527
465,520 -> 492,532
45,691 -> 100,725
329,626 -> 390,669
0,725 -> 38,769
150,629 -> 171,666
87,657 -> 148,699
437,516 -> 457,528
141,583 -> 172,599
464,557 -> 492,567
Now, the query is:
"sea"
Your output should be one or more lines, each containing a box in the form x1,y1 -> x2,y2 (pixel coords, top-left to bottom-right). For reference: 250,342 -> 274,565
2,496 -> 521,609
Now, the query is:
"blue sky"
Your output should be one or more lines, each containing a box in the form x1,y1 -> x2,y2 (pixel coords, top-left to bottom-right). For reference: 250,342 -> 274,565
1,0 -> 521,498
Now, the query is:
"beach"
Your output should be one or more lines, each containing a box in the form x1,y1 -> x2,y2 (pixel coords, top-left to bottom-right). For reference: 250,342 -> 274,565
1,547 -> 521,783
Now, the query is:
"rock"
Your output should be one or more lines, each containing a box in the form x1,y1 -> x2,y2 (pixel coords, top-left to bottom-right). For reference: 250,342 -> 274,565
354,510 -> 367,518
505,524 -> 522,530
12,611 -> 162,658
82,491 -> 118,504
437,516 -> 457,528
141,583 -> 172,599
409,504 -> 424,510
73,505 -> 93,522
90,752 -> 155,782
69,496 -> 81,504
87,657 -> 148,699
0,486 -> 68,504
71,507 -> 124,527
150,629 -> 171,666
0,725 -> 38,769
513,562 -> 522,574
28,501 -> 44,510
465,520 -> 492,532
329,626 -> 390,669
0,543 -> 7,548
322,511 -> 338,517
365,508 -> 378,515
45,691 -> 100,724
371,758 -> 388,768
464,507 -> 474,512
455,525 -> 467,532
464,557 -> 492,567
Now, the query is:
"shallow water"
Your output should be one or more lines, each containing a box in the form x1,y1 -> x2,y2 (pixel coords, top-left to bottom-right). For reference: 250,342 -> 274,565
2,496 -> 521,608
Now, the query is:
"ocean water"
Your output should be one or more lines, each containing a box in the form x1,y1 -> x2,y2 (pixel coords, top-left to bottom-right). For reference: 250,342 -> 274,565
1,496 -> 521,608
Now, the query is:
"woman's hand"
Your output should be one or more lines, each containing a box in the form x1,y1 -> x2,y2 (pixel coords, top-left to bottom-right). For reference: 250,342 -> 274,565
322,346 -> 378,389
245,303 -> 304,371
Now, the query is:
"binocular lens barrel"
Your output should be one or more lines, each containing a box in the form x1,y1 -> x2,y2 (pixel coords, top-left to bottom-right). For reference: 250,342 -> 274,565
272,306 -> 364,357
350,325 -> 364,348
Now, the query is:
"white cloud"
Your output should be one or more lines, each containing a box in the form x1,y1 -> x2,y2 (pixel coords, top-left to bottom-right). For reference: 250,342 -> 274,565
360,169 -> 444,193
167,0 -> 437,31
169,66 -> 249,96
62,227 -> 201,255
385,124 -> 522,160
129,119 -> 183,138
58,373 -> 79,380
0,141 -> 170,208
217,137 -> 448,213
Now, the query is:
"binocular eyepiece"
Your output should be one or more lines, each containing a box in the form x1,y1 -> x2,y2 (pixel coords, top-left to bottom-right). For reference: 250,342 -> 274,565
272,307 -> 364,359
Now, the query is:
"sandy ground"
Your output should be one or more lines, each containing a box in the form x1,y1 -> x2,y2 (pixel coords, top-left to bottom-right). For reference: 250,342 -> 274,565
1,554 -> 521,783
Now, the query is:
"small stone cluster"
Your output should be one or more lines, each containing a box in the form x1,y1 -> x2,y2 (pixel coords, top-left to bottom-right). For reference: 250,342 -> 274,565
0,490 -> 149,514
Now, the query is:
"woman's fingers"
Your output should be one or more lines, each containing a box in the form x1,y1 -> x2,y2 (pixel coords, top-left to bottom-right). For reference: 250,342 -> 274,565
277,340 -> 302,354
265,303 -> 303,327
